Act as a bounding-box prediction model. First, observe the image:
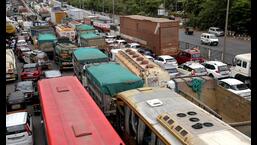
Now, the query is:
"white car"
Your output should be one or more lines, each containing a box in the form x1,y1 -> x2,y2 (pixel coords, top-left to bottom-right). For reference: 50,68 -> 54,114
105,35 -> 116,44
178,62 -> 208,76
208,27 -> 224,36
218,78 -> 251,101
155,55 -> 178,67
200,33 -> 219,46
144,55 -> 155,62
159,63 -> 180,78
44,70 -> 62,79
126,42 -> 141,48
202,61 -> 230,79
6,112 -> 33,145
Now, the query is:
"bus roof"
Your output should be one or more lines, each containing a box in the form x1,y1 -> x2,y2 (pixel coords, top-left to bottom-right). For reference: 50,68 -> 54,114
38,76 -> 124,145
117,87 -> 251,145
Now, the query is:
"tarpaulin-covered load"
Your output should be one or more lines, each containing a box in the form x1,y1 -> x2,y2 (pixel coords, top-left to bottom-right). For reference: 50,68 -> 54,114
86,62 -> 144,96
76,24 -> 95,32
78,32 -> 106,48
38,33 -> 57,45
80,32 -> 101,40
73,48 -> 109,64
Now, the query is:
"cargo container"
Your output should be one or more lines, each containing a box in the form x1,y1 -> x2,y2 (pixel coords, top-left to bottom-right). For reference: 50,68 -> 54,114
168,76 -> 251,137
55,24 -> 76,41
116,48 -> 170,87
67,9 -> 85,20
78,32 -> 106,49
50,7 -> 67,24
72,48 -> 109,83
54,40 -> 77,70
120,15 -> 180,56
84,62 -> 144,116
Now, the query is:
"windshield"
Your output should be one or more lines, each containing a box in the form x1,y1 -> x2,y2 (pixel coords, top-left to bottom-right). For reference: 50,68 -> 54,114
215,28 -> 222,31
194,67 -> 206,73
218,65 -> 229,71
191,53 -> 201,58
6,125 -> 25,135
230,84 -> 249,91
210,35 -> 217,39
166,58 -> 176,62
23,67 -> 37,72
167,68 -> 178,74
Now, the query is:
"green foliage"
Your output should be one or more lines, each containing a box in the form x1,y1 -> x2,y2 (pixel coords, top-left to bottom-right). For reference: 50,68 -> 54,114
183,0 -> 251,34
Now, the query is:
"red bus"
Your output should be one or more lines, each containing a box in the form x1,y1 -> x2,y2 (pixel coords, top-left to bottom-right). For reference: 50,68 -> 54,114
38,76 -> 124,145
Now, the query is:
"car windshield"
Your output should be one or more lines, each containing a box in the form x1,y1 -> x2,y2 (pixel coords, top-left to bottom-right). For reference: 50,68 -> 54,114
6,125 -> 25,135
218,65 -> 229,71
215,28 -> 222,31
230,84 -> 249,91
167,68 -> 178,74
24,67 -> 37,72
194,67 -> 206,73
191,53 -> 201,58
209,35 -> 217,39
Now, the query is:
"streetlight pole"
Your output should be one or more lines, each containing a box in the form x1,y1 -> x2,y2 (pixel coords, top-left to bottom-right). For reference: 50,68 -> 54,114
222,0 -> 230,62
112,0 -> 114,23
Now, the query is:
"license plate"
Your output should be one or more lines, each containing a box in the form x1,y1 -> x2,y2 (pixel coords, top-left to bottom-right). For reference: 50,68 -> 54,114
27,74 -> 33,77
11,104 -> 21,109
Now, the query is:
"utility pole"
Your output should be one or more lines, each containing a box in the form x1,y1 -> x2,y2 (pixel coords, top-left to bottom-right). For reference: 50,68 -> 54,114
112,0 -> 114,23
102,0 -> 105,12
222,0 -> 230,62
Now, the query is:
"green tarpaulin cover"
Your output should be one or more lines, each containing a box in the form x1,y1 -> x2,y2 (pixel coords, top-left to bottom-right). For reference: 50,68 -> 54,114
76,24 -> 95,31
73,48 -> 109,63
86,62 -> 144,96
38,33 -> 57,44
80,32 -> 101,40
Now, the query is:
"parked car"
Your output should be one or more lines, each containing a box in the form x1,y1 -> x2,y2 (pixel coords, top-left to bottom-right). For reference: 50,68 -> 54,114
178,61 -> 208,76
15,81 -> 37,103
185,27 -> 194,35
159,63 -> 180,78
144,55 -> 155,62
155,55 -> 178,67
6,91 -> 26,112
43,70 -> 62,79
208,27 -> 224,36
200,33 -> 219,46
6,112 -> 33,145
175,48 -> 205,64
218,78 -> 251,100
202,61 -> 230,79
20,63 -> 41,81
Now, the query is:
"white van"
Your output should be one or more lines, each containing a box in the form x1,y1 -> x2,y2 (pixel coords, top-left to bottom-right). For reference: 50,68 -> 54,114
6,112 -> 33,145
200,33 -> 219,46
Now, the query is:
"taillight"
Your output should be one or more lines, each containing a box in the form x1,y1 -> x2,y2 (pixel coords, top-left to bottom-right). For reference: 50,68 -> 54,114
191,70 -> 196,76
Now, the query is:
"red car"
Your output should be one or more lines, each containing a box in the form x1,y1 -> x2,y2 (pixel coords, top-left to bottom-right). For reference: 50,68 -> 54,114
21,63 -> 42,81
175,48 -> 205,64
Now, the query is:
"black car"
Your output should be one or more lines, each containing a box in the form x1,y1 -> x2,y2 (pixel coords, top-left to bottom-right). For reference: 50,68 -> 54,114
137,47 -> 157,58
15,81 -> 38,103
7,91 -> 26,112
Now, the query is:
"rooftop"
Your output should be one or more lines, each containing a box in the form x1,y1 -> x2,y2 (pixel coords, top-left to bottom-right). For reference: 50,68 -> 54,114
220,78 -> 244,85
6,112 -> 27,127
124,15 -> 176,23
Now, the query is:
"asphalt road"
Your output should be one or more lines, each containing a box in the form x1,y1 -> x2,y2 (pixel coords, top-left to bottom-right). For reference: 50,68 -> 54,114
179,29 -> 251,64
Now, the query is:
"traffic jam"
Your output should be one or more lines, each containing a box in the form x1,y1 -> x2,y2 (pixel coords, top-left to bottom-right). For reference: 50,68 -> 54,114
6,0 -> 251,145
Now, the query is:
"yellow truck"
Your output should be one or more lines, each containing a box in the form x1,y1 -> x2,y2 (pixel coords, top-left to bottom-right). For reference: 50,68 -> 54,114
116,48 -> 170,87
6,22 -> 16,35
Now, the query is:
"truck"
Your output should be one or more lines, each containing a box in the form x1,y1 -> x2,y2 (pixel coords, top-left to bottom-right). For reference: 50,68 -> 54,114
6,49 -> 18,81
120,15 -> 180,56
72,47 -> 109,84
37,33 -> 57,59
77,32 -> 106,50
54,39 -> 77,70
116,48 -> 170,87
230,53 -> 251,88
55,25 -> 76,42
50,7 -> 67,24
75,24 -> 96,33
168,76 -> 251,137
6,22 -> 16,35
38,8 -> 51,20
84,62 -> 144,116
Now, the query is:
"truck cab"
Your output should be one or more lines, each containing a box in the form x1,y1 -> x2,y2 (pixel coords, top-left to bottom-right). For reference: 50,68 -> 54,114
230,53 -> 251,87
176,48 -> 205,64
